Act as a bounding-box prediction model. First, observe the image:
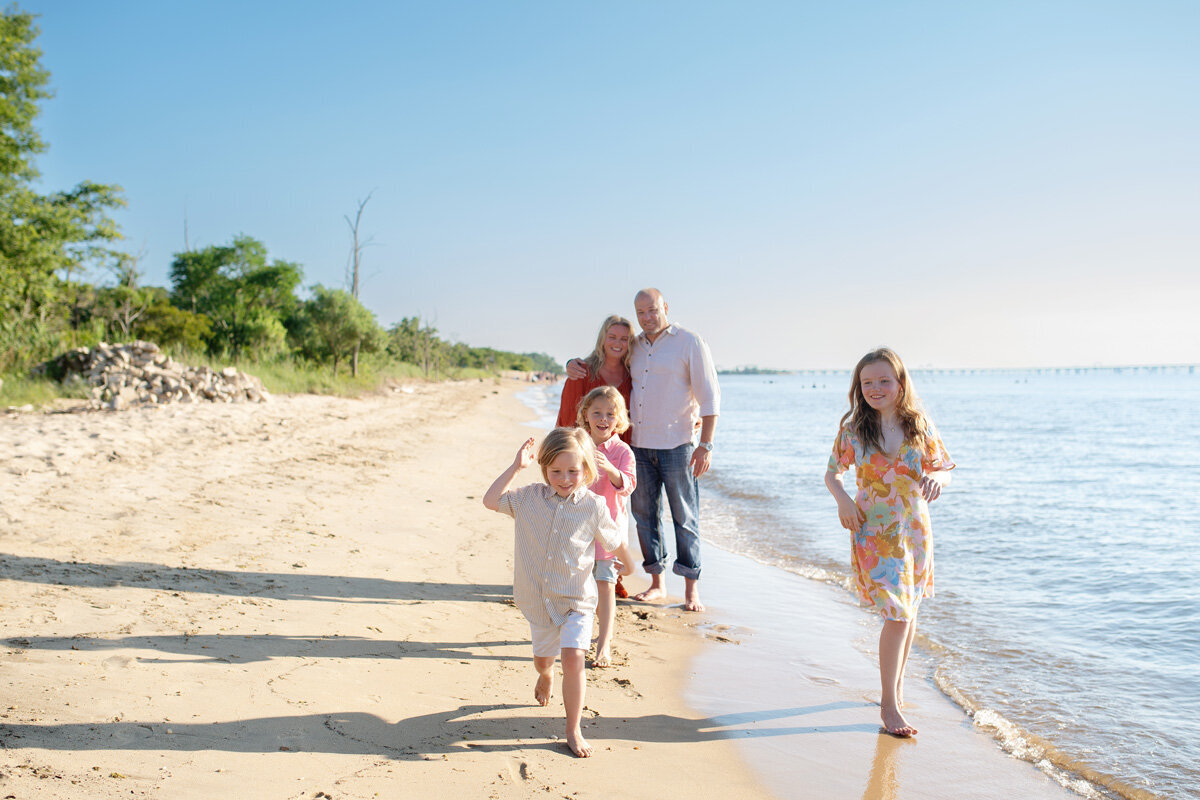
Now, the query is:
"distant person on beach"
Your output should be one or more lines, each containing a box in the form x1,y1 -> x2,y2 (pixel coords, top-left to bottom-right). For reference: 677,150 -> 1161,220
483,428 -> 623,758
575,386 -> 637,667
824,347 -> 955,738
567,288 -> 720,612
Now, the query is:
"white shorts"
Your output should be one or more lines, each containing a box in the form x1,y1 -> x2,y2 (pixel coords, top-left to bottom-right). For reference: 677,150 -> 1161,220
529,610 -> 593,658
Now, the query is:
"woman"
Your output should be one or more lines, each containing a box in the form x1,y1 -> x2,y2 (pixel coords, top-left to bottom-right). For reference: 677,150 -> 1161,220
556,314 -> 634,438
556,314 -> 635,599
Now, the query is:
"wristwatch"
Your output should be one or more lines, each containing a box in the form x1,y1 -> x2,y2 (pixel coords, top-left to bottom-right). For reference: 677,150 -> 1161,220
698,441 -> 714,452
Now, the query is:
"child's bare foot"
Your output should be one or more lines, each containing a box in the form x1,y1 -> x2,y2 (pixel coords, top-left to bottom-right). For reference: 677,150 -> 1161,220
880,705 -> 917,738
566,729 -> 593,758
534,672 -> 553,706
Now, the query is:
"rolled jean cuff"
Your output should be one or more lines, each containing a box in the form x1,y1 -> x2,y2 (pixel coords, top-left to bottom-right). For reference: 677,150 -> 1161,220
671,561 -> 701,581
641,561 -> 666,576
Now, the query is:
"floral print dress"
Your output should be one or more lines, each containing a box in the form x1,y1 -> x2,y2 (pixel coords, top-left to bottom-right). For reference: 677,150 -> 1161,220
828,426 -> 955,621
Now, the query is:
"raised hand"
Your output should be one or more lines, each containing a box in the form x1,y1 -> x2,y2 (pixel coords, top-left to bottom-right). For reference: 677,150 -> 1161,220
514,437 -> 537,469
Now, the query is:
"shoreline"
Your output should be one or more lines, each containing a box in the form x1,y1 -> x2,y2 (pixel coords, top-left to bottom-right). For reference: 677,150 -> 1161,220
683,545 -> 1093,799
518,379 -> 1104,799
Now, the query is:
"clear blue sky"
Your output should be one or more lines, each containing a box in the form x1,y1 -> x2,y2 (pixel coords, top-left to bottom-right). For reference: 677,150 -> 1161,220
23,0 -> 1200,369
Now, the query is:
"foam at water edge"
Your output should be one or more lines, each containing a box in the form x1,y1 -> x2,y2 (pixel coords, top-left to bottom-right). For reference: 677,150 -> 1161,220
934,669 -> 1137,800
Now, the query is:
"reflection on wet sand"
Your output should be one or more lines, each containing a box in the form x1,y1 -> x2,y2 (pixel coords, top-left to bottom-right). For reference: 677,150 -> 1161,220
863,734 -> 908,800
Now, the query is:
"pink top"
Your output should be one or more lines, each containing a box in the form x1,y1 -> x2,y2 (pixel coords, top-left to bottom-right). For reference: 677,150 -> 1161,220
588,435 -> 636,560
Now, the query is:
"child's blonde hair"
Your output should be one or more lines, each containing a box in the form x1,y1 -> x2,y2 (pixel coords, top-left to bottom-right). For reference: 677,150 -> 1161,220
576,385 -> 630,435
840,347 -> 934,453
583,315 -> 634,377
538,427 -> 599,486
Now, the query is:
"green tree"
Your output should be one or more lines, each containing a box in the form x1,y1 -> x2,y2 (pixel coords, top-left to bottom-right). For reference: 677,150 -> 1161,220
168,235 -> 301,359
134,288 -> 212,352
291,286 -> 382,375
0,8 -> 125,370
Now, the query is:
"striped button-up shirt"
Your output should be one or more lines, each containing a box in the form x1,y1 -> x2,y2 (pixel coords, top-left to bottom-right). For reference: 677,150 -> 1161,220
629,323 -> 721,450
498,483 -> 623,627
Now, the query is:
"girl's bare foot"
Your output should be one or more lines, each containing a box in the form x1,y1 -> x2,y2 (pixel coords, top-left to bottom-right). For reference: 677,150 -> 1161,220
880,705 -> 917,738
593,647 -> 612,668
534,673 -> 553,706
567,730 -> 593,758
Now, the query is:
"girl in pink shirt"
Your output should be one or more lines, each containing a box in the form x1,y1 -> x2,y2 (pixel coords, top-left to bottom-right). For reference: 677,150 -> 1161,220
576,386 -> 637,667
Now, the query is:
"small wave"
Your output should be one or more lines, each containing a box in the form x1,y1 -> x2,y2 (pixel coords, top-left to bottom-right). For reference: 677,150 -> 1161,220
705,470 -> 776,503
934,671 -> 1157,800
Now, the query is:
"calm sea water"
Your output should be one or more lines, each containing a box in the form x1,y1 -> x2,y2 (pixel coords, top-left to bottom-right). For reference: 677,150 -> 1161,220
699,369 -> 1200,800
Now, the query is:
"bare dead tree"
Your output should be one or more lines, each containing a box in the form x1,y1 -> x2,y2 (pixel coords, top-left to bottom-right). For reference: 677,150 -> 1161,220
344,190 -> 376,300
106,247 -> 152,339
344,191 -> 376,376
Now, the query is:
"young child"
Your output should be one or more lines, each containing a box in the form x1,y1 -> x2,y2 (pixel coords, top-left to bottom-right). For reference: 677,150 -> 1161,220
823,347 -> 954,738
576,386 -> 637,668
483,427 -> 623,757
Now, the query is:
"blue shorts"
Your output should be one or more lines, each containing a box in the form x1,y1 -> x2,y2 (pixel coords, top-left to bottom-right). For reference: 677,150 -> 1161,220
593,558 -> 619,584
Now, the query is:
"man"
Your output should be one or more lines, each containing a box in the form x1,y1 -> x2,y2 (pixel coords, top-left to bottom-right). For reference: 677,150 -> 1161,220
568,288 -> 720,612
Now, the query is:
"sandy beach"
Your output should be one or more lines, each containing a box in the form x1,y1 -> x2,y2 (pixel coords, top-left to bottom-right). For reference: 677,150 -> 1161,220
1,378 -> 1092,800
0,379 -> 769,799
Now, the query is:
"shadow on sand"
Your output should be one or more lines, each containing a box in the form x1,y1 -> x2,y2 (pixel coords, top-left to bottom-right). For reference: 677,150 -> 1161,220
0,702 -> 883,759
5,633 -> 526,663
0,553 -> 509,605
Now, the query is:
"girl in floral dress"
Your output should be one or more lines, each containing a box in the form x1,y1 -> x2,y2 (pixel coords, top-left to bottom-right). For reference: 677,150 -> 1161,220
824,347 -> 955,738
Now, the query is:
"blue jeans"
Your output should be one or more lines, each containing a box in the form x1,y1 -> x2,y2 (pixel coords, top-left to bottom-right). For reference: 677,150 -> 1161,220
631,443 -> 701,580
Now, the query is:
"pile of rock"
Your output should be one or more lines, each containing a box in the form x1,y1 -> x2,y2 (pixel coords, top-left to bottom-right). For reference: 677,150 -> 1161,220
51,341 -> 270,409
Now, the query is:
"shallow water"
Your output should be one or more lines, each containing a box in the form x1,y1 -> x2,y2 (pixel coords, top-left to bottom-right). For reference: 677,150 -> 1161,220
700,369 -> 1200,800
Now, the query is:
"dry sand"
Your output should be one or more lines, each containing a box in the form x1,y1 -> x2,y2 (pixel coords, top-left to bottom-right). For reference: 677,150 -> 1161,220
0,380 -> 770,799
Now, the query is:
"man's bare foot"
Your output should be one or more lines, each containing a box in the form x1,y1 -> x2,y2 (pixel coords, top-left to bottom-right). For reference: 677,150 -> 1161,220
880,706 -> 917,738
632,586 -> 668,602
593,647 -> 612,668
566,729 -> 593,758
534,672 -> 553,706
683,579 -> 704,612
632,575 -> 667,603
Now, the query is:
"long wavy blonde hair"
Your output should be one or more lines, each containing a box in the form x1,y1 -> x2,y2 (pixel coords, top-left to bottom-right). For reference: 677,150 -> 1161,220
839,347 -> 933,454
583,315 -> 634,378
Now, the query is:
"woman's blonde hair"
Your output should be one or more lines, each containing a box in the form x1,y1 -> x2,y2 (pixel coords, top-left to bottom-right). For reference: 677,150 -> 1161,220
840,347 -> 933,453
576,385 -> 631,435
538,427 -> 598,486
583,315 -> 634,377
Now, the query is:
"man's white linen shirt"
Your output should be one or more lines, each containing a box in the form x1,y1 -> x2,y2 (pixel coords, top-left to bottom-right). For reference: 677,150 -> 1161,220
629,323 -> 721,450
498,483 -> 622,627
